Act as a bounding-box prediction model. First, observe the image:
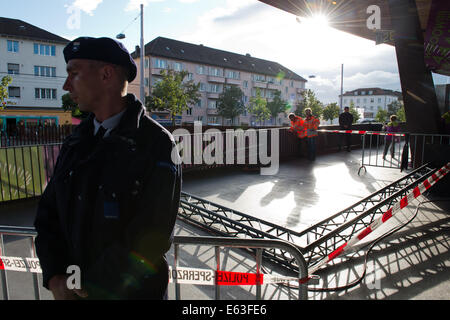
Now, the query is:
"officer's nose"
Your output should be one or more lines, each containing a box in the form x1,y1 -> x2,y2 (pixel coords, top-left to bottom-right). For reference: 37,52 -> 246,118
63,77 -> 71,92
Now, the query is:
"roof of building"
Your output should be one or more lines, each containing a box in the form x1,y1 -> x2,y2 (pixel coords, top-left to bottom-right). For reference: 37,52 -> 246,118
131,36 -> 306,82
0,17 -> 69,44
340,87 -> 403,98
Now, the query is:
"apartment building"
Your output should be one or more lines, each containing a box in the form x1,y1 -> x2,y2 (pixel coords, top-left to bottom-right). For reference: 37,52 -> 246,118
130,37 -> 307,126
340,87 -> 402,120
0,17 -> 71,127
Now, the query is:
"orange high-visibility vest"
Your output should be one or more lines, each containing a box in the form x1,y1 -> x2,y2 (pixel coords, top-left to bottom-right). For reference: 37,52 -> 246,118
304,116 -> 320,137
290,116 -> 306,138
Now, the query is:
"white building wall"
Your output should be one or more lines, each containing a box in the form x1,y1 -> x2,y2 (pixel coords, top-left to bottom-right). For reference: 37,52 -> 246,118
0,36 -> 67,108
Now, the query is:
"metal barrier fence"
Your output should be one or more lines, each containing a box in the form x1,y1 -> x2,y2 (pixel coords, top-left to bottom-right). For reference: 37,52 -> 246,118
0,226 -> 40,300
0,125 -> 73,148
359,132 -> 450,173
0,226 -> 308,300
0,144 -> 62,202
172,236 -> 308,300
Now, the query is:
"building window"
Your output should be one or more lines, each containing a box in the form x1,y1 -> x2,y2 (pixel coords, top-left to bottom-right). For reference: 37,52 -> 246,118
196,65 -> 206,75
196,99 -> 202,107
361,91 -> 366,95
7,63 -> 19,74
153,58 -> 167,69
34,66 -> 56,77
290,80 -> 294,88
186,108 -> 192,115
208,100 -> 217,109
144,78 -> 149,86
252,74 -> 265,82
209,67 -> 223,77
378,98 -> 382,103
35,88 -> 57,100
370,98 -> 374,103
208,117 -> 218,124
226,70 -> 240,80
369,90 -> 373,94
199,82 -> 206,92
197,116 -> 203,122
145,59 -> 149,68
33,43 -> 56,56
243,81 -> 248,89
7,40 -> 19,53
8,86 -> 20,98
186,73 -> 194,81
173,62 -> 184,72
208,84 -> 222,93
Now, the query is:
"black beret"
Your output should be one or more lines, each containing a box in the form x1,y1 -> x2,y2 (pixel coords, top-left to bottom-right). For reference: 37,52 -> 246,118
63,37 -> 137,82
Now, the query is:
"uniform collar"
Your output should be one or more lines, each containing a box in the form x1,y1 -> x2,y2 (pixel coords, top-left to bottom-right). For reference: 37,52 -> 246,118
93,109 -> 126,137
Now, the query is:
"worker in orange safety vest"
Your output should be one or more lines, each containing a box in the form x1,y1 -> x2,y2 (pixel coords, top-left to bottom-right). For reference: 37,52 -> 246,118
288,113 -> 306,139
303,108 -> 320,161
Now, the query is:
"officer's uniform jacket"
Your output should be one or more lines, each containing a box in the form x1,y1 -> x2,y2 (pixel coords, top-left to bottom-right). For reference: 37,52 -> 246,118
34,94 -> 182,299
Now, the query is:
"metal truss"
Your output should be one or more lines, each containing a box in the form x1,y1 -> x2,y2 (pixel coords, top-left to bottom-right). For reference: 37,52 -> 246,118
177,164 -> 436,270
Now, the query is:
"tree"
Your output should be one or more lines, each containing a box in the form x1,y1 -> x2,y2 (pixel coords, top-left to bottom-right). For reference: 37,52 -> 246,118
217,85 -> 245,126
295,89 -> 323,119
375,108 -> 388,123
267,90 -> 289,125
62,93 -> 89,119
322,103 -> 340,124
348,101 -> 360,123
0,75 -> 12,110
397,105 -> 406,122
145,69 -> 200,125
248,88 -> 271,125
387,100 -> 403,117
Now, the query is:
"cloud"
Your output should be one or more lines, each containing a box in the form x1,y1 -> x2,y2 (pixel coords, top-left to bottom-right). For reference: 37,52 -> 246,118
178,0 -> 200,3
178,0 -> 401,104
125,0 -> 165,12
70,0 -> 103,16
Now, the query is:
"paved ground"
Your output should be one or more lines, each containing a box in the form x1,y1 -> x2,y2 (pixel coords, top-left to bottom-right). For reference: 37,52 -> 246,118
0,149 -> 448,300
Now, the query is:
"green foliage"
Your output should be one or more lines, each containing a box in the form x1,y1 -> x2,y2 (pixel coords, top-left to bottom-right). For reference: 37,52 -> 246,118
375,108 -> 388,123
62,93 -> 88,119
248,88 -> 271,125
396,105 -> 406,122
295,89 -> 323,119
348,101 -> 360,123
0,75 -> 13,110
322,102 -> 340,124
217,85 -> 245,125
146,69 -> 200,125
267,90 -> 289,124
387,100 -> 406,122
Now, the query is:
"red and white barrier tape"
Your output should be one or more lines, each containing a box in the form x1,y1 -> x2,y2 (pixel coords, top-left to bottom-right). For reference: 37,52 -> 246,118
168,266 -> 308,286
308,162 -> 450,276
0,256 -> 41,273
317,129 -> 406,137
0,257 -> 307,286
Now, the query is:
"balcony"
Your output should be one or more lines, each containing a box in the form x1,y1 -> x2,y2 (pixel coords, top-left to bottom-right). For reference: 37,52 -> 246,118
207,108 -> 218,115
225,78 -> 241,85
207,76 -> 226,83
252,81 -> 267,89
151,68 -> 165,76
267,82 -> 280,90
207,92 -> 220,99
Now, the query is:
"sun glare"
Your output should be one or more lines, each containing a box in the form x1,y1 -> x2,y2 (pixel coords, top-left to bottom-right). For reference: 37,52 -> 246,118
302,14 -> 330,28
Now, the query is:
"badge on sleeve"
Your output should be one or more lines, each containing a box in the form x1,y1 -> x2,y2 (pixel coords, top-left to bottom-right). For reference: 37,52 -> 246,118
104,201 -> 120,219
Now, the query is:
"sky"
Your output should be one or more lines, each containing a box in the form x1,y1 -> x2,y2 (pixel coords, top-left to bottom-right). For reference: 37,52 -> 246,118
2,0 -> 448,104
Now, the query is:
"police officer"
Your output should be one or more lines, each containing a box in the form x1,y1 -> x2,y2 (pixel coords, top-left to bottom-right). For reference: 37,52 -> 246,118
338,106 -> 353,152
34,37 -> 182,300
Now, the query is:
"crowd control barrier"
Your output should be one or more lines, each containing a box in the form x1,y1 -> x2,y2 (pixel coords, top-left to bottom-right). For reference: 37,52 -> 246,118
172,236 -> 309,300
0,227 -> 309,300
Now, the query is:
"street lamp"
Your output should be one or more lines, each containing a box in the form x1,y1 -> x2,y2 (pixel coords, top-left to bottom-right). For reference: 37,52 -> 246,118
116,3 -> 145,103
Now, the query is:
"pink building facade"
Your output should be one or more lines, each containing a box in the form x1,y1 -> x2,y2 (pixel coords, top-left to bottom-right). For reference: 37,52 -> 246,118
130,37 -> 306,126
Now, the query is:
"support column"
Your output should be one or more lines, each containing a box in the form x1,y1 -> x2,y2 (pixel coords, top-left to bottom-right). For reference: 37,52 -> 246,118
388,0 -> 441,134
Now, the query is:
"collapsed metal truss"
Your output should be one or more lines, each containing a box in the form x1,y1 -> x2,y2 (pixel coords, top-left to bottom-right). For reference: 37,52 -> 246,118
177,164 -> 436,270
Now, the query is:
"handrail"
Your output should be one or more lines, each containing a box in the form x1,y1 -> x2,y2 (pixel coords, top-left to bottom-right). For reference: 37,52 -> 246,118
172,235 -> 308,300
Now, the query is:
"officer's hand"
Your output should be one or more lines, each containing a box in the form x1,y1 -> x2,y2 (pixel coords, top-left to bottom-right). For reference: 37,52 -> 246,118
73,288 -> 89,298
49,275 -> 77,300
